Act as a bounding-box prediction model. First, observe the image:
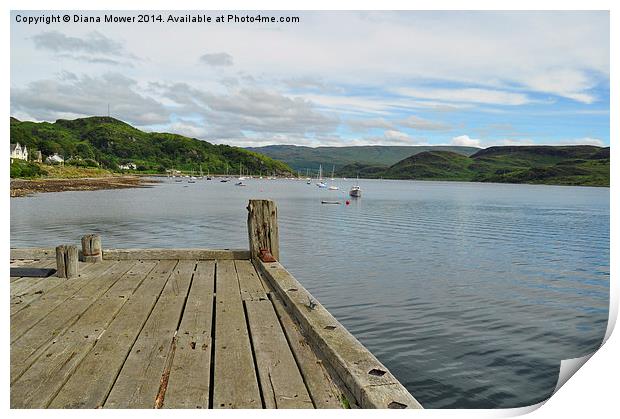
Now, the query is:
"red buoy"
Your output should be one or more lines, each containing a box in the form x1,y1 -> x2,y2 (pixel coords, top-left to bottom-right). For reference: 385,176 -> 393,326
345,200 -> 350,205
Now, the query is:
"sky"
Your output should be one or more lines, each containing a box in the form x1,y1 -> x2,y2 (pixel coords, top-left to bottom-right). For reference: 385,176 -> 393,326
10,10 -> 610,148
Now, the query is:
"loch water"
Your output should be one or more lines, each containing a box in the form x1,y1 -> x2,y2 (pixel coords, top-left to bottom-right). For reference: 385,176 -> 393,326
10,178 -> 609,408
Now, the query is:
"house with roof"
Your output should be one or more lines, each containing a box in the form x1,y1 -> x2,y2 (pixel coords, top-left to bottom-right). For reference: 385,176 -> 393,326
45,153 -> 64,165
10,142 -> 28,162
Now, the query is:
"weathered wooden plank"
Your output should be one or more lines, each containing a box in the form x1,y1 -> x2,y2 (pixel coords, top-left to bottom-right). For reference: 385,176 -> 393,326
10,259 -> 38,268
10,261 -> 135,383
270,295 -> 344,408
10,260 -> 58,296
246,300 -> 313,408
164,261 -> 215,408
235,259 -> 268,302
255,260 -> 423,409
213,260 -> 261,409
10,260 -> 156,408
11,270 -> 67,316
103,248 -> 250,260
10,261 -> 118,345
11,248 -> 56,259
104,260 -> 195,408
48,260 -> 177,409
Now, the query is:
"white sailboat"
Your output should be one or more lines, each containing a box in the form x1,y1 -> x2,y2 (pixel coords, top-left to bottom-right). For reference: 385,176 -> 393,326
238,163 -> 247,181
316,165 -> 327,188
328,166 -> 339,190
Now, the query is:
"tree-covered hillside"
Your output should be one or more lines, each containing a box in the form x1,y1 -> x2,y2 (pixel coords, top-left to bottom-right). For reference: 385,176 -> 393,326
10,116 -> 292,175
246,144 -> 480,172
338,146 -> 610,187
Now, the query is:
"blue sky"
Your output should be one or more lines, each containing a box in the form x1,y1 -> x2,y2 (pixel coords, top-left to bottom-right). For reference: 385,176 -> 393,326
10,11 -> 610,148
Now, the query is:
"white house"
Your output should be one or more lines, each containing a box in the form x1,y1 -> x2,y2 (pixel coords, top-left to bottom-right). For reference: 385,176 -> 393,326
10,142 -> 28,161
45,153 -> 64,164
119,162 -> 137,170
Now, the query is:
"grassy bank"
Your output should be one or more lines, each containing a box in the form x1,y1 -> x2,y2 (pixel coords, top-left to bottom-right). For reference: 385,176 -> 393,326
10,160 -> 113,179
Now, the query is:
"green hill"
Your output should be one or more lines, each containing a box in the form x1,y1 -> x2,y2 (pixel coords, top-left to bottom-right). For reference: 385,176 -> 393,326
10,116 -> 292,175
339,146 -> 609,186
384,151 -> 474,180
245,144 -> 480,172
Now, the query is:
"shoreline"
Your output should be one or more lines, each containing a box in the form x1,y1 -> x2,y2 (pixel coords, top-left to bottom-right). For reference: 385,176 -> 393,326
10,176 -> 160,197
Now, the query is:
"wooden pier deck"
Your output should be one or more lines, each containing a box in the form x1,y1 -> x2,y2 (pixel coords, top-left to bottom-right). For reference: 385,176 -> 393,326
9,200 -> 422,409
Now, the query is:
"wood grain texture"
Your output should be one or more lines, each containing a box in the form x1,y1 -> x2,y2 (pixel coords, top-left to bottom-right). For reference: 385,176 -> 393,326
213,260 -> 261,409
10,260 -> 153,408
48,260 -> 176,408
235,259 -> 268,302
247,199 -> 279,261
10,261 -> 135,383
246,300 -> 313,408
104,260 -> 195,408
102,248 -> 249,260
164,261 -> 215,408
11,248 -> 56,259
10,261 -> 118,345
270,296 -> 343,408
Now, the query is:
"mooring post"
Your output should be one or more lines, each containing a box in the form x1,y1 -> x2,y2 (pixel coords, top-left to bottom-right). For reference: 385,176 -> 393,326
247,199 -> 279,262
56,245 -> 78,278
81,234 -> 102,262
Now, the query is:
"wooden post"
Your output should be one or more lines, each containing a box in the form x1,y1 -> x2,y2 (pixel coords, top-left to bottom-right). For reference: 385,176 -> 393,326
56,245 -> 78,278
81,234 -> 102,262
247,199 -> 279,262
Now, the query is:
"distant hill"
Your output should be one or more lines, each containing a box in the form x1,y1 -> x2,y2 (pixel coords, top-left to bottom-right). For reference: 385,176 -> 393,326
339,146 -> 609,187
10,116 -> 292,175
245,144 -> 480,173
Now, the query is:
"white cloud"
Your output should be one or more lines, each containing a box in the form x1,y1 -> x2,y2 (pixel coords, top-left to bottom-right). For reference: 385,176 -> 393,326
199,52 -> 234,67
451,135 -> 482,147
9,11 -> 609,147
395,87 -> 532,106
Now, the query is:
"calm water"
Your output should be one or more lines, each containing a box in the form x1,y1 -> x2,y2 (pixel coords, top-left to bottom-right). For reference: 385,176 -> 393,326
10,178 -> 609,408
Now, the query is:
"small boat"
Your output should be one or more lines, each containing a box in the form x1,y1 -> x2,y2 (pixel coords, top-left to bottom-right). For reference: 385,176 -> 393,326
316,164 -> 327,188
235,181 -> 246,187
220,178 -> 229,183
349,176 -> 361,197
327,166 -> 339,190
321,200 -> 341,205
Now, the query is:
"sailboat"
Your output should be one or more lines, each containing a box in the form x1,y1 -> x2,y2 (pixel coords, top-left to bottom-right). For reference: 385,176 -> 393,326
220,163 -> 230,182
349,176 -> 361,197
316,165 -> 327,188
328,166 -> 339,190
238,163 -> 247,181
198,165 -> 204,179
